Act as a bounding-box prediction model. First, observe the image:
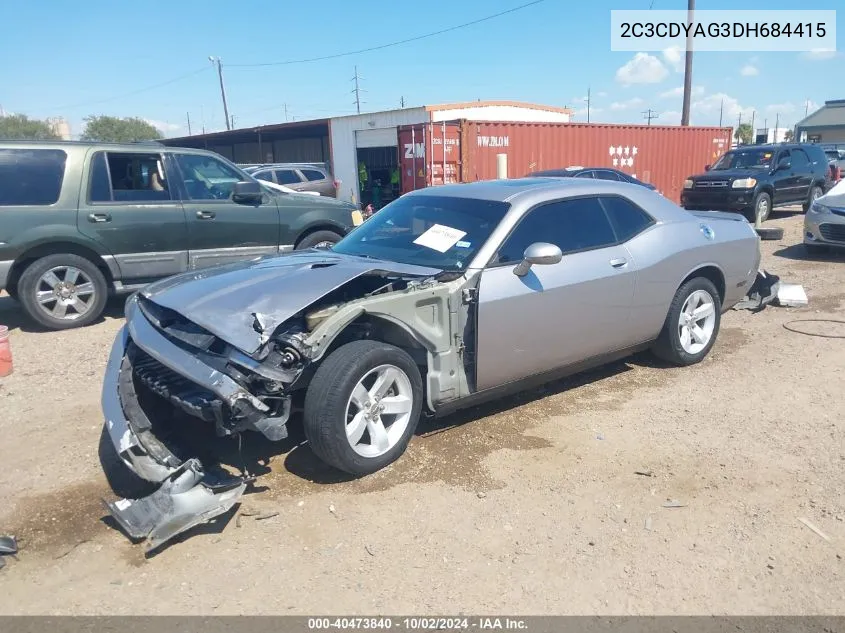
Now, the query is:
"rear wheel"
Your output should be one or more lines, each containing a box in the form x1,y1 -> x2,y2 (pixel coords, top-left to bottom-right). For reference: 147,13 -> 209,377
303,340 -> 423,475
803,185 -> 823,213
652,277 -> 722,366
297,230 -> 344,250
18,254 -> 108,330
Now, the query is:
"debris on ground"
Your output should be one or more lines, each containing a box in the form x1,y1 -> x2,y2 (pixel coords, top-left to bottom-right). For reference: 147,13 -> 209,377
776,283 -> 809,307
733,270 -> 781,312
329,504 -> 337,515
54,540 -> 89,560
634,470 -> 653,477
365,545 -> 376,557
662,500 -> 687,508
254,512 -> 279,521
0,535 -> 18,570
798,517 -> 832,542
644,516 -> 653,531
477,491 -> 487,499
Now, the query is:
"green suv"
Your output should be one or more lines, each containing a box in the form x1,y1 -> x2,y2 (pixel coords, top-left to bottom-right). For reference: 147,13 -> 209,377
0,141 -> 360,330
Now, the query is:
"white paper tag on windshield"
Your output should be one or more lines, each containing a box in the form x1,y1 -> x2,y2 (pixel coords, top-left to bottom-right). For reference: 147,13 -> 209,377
413,224 -> 467,253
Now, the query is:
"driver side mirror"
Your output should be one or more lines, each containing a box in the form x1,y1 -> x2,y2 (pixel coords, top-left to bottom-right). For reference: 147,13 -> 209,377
704,164 -> 711,171
513,242 -> 563,277
232,180 -> 264,204
776,159 -> 791,171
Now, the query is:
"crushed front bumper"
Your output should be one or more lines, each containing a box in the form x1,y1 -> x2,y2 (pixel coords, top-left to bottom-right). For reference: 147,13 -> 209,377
100,297 -> 265,550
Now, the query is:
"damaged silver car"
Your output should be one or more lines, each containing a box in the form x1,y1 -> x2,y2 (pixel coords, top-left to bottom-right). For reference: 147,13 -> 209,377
100,177 -> 761,549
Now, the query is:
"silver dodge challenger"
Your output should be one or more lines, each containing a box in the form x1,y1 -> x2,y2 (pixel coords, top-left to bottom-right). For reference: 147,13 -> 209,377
100,177 -> 760,549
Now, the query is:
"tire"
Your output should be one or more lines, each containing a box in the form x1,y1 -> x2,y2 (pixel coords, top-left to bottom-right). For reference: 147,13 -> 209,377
296,230 -> 344,250
803,185 -> 824,213
98,424 -> 156,499
303,340 -> 423,476
746,191 -> 771,223
18,254 -> 108,330
755,226 -> 784,241
652,277 -> 722,367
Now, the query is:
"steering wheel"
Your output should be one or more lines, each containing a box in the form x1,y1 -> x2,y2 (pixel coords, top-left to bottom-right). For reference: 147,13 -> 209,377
207,184 -> 230,200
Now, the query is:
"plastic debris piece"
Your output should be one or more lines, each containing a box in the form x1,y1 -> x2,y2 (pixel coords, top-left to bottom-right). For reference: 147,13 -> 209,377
798,517 -> 831,542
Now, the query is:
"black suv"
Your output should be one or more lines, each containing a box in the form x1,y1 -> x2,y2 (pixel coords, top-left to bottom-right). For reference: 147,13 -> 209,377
681,143 -> 831,222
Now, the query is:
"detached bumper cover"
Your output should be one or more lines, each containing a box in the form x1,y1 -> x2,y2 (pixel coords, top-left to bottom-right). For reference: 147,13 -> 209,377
101,300 -> 252,550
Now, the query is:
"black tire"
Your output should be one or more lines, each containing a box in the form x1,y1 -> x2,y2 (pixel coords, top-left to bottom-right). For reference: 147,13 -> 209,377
804,243 -> 829,256
803,185 -> 824,213
98,424 -> 156,499
652,277 -> 722,367
746,191 -> 771,223
18,254 -> 108,330
296,230 -> 344,250
755,226 -> 784,241
303,340 -> 423,476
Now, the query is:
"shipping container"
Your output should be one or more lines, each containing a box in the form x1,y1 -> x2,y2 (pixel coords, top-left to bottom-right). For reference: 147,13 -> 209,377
398,121 -> 732,203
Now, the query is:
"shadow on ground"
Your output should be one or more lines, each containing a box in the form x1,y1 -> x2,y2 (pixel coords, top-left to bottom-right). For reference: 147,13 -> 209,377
774,243 -> 845,263
0,295 -> 126,333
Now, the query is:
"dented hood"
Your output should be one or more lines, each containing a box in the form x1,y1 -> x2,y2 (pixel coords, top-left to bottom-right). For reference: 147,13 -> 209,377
139,251 -> 439,355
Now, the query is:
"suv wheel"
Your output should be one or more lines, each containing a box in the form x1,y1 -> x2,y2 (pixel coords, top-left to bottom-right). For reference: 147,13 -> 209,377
303,340 -> 423,475
652,277 -> 722,367
18,254 -> 108,330
297,230 -> 344,250
747,192 -> 771,223
803,185 -> 823,213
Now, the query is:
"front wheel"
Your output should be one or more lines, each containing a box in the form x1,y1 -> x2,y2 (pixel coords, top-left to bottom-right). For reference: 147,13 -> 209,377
303,340 -> 423,475
297,230 -> 344,250
652,277 -> 722,366
746,191 -> 771,223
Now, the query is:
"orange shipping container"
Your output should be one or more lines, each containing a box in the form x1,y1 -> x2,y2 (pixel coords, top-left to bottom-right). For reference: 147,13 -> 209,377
399,121 -> 732,204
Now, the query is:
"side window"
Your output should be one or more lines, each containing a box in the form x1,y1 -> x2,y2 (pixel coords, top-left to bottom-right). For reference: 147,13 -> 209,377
777,149 -> 791,165
93,152 -> 171,202
594,170 -> 623,182
791,149 -> 810,170
254,171 -> 274,183
174,153 -> 244,201
274,169 -> 301,185
0,148 -> 67,206
573,171 -> 594,179
599,196 -> 654,242
495,197 -> 616,264
300,169 -> 326,181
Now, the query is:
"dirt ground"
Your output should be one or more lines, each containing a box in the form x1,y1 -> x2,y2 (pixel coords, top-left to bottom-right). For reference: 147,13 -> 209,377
0,209 -> 844,615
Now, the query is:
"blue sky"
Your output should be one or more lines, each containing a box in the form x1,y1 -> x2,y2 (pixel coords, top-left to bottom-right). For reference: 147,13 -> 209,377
2,0 -> 841,138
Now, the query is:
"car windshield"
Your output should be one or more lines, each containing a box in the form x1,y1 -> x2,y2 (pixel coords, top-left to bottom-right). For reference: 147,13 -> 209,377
332,194 -> 511,271
711,149 -> 776,170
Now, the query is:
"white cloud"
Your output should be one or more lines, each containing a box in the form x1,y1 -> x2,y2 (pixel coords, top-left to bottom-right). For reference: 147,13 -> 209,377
597,91 -> 608,98
691,92 -> 755,127
662,46 -> 684,72
801,49 -> 837,61
740,64 -> 759,77
609,97 -> 644,111
658,110 -> 683,125
764,102 -> 796,114
615,53 -> 669,86
571,106 -> 603,121
144,118 -> 182,133
658,85 -> 704,99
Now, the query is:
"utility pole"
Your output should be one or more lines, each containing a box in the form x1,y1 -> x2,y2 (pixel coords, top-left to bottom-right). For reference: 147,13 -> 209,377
681,0 -> 695,126
718,99 -> 724,127
750,110 -> 755,143
209,56 -> 231,131
805,100 -> 810,117
283,104 -> 288,122
230,114 -> 236,128
351,65 -> 364,114
400,96 -> 405,108
774,112 -> 779,140
736,112 -> 742,145
186,112 -> 192,136
642,109 -> 659,126
586,86 -> 591,123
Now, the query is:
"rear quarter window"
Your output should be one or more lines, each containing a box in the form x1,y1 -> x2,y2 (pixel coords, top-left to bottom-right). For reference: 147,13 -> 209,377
300,168 -> 326,181
0,148 -> 67,205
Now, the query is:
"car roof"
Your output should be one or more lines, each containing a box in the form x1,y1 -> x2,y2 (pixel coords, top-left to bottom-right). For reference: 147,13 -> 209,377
0,140 -> 230,157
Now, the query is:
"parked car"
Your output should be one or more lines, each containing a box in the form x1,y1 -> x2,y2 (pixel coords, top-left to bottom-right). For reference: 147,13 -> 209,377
247,163 -> 339,198
529,166 -> 659,192
824,148 -> 844,183
680,143 -> 831,222
100,177 -> 760,549
0,142 -> 360,330
804,178 -> 845,253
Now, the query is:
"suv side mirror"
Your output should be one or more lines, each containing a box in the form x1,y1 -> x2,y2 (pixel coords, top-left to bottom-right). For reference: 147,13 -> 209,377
232,180 -> 264,204
777,159 -> 791,171
513,242 -> 563,277
704,164 -> 711,171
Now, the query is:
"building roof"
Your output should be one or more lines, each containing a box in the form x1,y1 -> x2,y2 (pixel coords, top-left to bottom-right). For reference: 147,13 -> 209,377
425,100 -> 573,115
795,100 -> 845,129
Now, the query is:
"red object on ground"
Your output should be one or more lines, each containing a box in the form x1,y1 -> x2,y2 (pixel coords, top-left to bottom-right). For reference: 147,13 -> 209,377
0,325 -> 12,377
398,121 -> 733,204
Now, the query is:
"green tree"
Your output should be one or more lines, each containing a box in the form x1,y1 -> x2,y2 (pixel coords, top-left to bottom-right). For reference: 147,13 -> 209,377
81,115 -> 163,142
0,114 -> 60,140
734,122 -> 753,145
784,129 -> 794,142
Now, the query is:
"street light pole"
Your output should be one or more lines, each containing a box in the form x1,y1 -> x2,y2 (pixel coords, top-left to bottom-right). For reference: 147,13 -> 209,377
681,0 -> 695,126
209,56 -> 231,131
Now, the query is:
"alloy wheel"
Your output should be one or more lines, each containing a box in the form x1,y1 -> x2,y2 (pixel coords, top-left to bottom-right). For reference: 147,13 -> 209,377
35,266 -> 96,321
677,290 -> 717,354
344,364 -> 414,458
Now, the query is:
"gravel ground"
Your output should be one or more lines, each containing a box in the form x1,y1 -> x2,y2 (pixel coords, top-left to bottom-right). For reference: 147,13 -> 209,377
0,210 -> 843,615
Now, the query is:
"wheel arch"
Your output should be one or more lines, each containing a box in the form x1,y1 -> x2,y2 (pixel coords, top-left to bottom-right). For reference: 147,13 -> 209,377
294,221 -> 349,248
8,241 -> 116,296
679,264 -> 726,304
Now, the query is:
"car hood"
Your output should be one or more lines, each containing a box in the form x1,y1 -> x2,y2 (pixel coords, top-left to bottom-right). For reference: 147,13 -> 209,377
139,251 -> 440,355
691,168 -> 768,181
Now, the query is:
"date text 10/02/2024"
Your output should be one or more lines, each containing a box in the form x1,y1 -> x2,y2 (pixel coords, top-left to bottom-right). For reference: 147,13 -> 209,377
307,618 -> 528,630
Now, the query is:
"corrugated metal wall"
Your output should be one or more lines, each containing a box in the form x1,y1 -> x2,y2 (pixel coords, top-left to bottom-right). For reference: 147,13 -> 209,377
195,137 -> 329,164
398,121 -> 731,203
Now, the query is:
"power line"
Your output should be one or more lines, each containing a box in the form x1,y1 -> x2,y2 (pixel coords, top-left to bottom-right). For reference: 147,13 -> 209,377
227,1 -> 545,68
352,66 -> 364,114
53,66 -> 210,111
642,108 -> 659,125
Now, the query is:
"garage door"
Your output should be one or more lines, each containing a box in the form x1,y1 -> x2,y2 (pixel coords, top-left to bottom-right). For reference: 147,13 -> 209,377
355,128 -> 398,149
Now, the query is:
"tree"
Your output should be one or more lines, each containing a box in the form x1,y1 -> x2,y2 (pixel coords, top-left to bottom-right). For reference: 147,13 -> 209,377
0,114 -> 60,140
734,123 -> 753,145
81,116 -> 163,143
784,129 -> 794,142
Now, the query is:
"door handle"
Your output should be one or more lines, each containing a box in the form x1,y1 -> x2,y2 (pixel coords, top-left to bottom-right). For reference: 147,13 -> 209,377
609,258 -> 628,268
196,210 -> 216,219
87,212 -> 111,223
